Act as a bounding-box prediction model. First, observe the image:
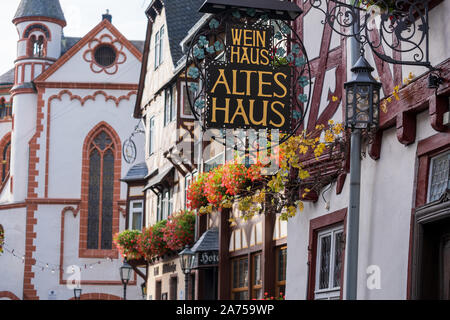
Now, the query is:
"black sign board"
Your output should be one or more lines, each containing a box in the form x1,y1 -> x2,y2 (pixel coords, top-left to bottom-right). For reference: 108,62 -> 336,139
206,24 -> 292,132
194,251 -> 219,268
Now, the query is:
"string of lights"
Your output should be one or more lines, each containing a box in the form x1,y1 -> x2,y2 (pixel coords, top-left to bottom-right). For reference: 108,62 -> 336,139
1,243 -> 116,274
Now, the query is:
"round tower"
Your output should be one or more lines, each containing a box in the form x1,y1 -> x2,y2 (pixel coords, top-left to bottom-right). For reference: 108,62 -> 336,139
12,0 -> 66,86
10,0 -> 66,202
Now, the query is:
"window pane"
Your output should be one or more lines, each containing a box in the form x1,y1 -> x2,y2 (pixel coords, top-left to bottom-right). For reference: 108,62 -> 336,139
253,255 -> 261,286
429,153 -> 450,202
2,142 -> 11,182
243,258 -> 248,287
148,117 -> 155,155
164,88 -> 171,125
278,248 -> 287,282
94,131 -> 112,151
319,235 -> 331,290
168,188 -> 173,216
183,83 -> 194,116
155,31 -> 160,68
234,259 -> 239,288
171,85 -> 176,121
333,232 -> 344,288
101,149 -> 114,249
87,149 -> 101,249
133,202 -> 143,209
157,193 -> 162,221
132,212 -> 142,230
159,26 -> 164,64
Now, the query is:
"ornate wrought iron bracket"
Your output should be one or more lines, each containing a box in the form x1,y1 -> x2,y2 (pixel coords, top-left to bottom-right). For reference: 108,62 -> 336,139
309,0 -> 436,72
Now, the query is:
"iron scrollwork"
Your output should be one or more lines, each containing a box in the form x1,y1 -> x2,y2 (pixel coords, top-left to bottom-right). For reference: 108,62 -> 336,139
310,0 -> 435,70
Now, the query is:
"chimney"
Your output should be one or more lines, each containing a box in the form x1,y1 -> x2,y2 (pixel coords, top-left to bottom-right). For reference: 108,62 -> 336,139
102,9 -> 112,23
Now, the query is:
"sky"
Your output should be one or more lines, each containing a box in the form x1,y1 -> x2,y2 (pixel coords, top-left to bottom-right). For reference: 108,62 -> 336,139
0,0 -> 152,76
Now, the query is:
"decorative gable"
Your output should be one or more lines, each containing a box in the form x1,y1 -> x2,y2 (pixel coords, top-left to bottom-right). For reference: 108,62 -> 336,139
35,19 -> 142,85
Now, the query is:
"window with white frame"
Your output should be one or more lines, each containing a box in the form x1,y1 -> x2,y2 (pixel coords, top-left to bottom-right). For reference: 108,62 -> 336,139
129,200 -> 144,230
184,171 -> 197,209
314,225 -> 344,300
181,81 -> 196,117
157,187 -> 173,221
154,25 -> 164,69
428,151 -> 450,203
164,85 -> 176,126
148,116 -> 155,156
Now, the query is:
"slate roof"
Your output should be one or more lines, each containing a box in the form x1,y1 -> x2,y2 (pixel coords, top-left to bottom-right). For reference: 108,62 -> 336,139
163,0 -> 205,66
60,37 -> 145,56
14,0 -> 66,23
0,69 -> 15,86
61,37 -> 82,55
130,40 -> 146,54
191,228 -> 219,253
121,162 -> 148,182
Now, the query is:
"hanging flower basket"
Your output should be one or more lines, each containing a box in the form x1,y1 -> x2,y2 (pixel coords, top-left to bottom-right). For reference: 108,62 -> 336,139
204,165 -> 228,207
138,227 -> 154,260
186,172 -> 209,210
140,220 -> 169,259
163,210 -> 196,251
221,161 -> 264,196
113,229 -> 142,260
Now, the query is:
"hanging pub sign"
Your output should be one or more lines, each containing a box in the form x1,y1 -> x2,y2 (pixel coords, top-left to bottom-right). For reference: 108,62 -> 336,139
185,1 -> 311,146
205,24 -> 291,132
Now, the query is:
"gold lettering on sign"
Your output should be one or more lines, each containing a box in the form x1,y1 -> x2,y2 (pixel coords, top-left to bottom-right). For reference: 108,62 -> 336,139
211,69 -> 231,94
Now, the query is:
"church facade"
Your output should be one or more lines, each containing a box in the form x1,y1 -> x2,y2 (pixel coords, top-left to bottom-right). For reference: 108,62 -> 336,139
0,0 -> 145,300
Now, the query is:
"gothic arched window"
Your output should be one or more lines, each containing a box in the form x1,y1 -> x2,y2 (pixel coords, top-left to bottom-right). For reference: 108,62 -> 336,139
0,98 -> 5,119
0,133 -> 11,187
2,141 -> 11,183
86,130 -> 116,250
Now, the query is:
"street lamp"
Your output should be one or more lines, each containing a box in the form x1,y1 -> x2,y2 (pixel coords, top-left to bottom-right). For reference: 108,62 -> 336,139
179,245 -> 195,300
120,260 -> 133,300
344,55 -> 382,131
343,50 -> 381,299
73,288 -> 82,300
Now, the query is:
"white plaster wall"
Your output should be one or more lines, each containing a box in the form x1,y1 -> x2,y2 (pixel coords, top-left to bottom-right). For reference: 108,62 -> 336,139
146,258 -> 182,300
286,111 -> 437,300
0,207 -> 27,299
31,204 -> 141,300
10,93 -> 37,203
44,88 -> 143,199
303,1 -> 326,61
46,28 -> 141,84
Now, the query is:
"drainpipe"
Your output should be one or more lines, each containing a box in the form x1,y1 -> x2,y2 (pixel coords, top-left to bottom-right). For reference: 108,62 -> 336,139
345,3 -> 362,300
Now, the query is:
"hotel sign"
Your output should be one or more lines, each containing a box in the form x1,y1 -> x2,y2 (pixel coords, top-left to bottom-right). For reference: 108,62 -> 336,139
206,24 -> 292,132
193,251 -> 219,268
